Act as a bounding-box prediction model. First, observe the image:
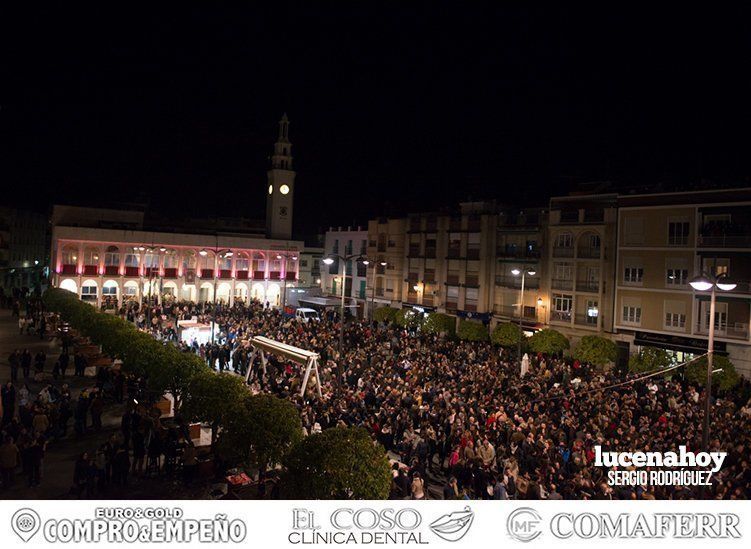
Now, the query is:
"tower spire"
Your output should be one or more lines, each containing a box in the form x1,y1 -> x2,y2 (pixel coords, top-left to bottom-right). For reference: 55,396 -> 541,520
271,113 -> 292,170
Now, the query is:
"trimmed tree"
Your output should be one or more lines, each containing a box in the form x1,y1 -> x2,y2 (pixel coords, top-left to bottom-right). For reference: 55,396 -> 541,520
181,370 -> 249,446
373,307 -> 398,324
282,426 -> 391,499
218,394 -> 302,473
457,319 -> 489,342
491,322 -> 526,348
422,312 -> 456,336
572,335 -> 617,368
395,308 -> 424,330
628,346 -> 671,374
528,328 -> 570,355
685,355 -> 740,391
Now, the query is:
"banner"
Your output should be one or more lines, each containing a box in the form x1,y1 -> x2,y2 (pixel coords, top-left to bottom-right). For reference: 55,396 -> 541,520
1,500 -> 747,548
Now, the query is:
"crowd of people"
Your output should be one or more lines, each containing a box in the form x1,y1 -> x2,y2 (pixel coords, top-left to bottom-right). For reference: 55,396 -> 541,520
123,298 -> 751,500
2,293 -> 751,500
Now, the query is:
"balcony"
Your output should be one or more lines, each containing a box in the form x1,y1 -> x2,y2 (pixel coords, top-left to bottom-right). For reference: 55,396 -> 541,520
576,280 -> 600,293
551,278 -> 574,291
559,210 -> 580,224
496,247 -> 541,259
695,323 -> 749,341
495,275 -> 540,289
553,246 -> 574,258
408,246 -> 421,257
446,274 -> 460,285
551,310 -> 572,322
575,314 -> 600,327
583,209 -> 605,223
494,304 -> 536,319
698,234 -> 751,248
577,247 -> 601,259
467,248 -> 480,260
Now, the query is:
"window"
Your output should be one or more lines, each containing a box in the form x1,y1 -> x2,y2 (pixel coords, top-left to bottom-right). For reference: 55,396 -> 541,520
703,257 -> 729,277
104,246 -> 120,266
124,253 -> 139,267
585,299 -> 599,325
163,250 -> 179,268
553,294 -> 572,312
555,262 -> 573,280
465,288 -> 479,301
102,286 -> 117,296
555,233 -> 573,248
665,312 -> 686,329
624,266 -> 643,284
666,268 -> 688,286
589,234 -> 601,249
668,218 -> 690,246
81,284 -> 98,300
622,305 -> 642,325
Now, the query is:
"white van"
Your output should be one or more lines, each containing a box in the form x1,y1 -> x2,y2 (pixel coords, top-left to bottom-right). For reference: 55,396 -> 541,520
295,308 -> 320,322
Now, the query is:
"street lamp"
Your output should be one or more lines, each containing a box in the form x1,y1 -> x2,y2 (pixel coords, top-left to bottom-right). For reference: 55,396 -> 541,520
362,259 -> 388,326
689,272 -> 737,461
323,253 -> 365,358
511,267 -> 536,368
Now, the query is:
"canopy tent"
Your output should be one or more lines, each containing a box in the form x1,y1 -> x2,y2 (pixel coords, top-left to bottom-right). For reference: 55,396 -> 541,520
298,296 -> 358,309
244,335 -> 323,399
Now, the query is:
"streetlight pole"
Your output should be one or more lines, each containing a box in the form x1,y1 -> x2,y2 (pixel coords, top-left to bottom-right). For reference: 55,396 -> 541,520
512,267 -> 536,367
689,273 -> 736,458
323,254 -> 364,358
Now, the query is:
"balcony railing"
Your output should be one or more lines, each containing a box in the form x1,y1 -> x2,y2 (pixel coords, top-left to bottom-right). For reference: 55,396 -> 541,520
577,247 -> 601,259
495,275 -> 540,289
553,246 -> 575,258
551,310 -> 572,322
551,278 -> 574,291
575,313 -> 600,327
494,305 -> 537,319
576,280 -> 600,293
496,247 -> 541,259
697,234 -> 751,248
695,323 -> 749,340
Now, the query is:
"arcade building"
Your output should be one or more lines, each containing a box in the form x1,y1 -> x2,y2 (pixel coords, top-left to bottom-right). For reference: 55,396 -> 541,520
51,115 -> 304,309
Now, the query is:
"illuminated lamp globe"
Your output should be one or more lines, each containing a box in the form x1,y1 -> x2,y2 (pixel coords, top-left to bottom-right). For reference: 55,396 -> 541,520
689,275 -> 713,292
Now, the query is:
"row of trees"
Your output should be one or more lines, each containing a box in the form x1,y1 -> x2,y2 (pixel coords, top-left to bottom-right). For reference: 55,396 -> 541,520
44,288 -> 392,498
374,306 -> 739,385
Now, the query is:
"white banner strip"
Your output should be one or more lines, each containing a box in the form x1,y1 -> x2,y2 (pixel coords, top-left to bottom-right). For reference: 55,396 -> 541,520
0,500 -> 747,548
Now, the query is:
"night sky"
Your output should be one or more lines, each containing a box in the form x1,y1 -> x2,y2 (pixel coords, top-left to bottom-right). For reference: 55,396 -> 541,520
3,5 -> 751,238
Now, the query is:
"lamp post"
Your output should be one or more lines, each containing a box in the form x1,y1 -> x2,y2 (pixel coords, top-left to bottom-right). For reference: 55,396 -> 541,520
689,272 -> 737,459
323,254 -> 364,357
511,267 -> 536,366
362,259 -> 388,326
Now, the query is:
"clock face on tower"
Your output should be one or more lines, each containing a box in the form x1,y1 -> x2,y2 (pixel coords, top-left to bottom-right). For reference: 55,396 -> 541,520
280,184 -> 290,195
268,184 -> 273,195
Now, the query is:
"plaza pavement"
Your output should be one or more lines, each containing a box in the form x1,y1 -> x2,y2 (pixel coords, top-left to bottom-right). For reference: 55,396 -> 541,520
0,310 -> 203,500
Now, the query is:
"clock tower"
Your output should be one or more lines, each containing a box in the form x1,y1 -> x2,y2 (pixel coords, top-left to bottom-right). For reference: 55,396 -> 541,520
266,113 -> 295,240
